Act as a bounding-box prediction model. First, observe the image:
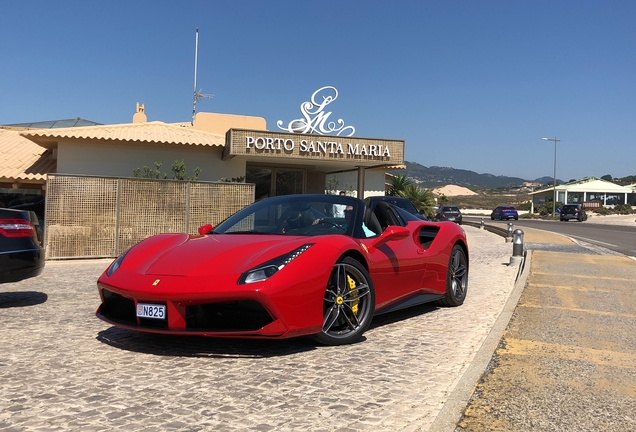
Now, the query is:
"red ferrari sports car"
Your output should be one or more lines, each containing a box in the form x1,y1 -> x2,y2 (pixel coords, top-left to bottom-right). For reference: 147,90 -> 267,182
96,194 -> 469,345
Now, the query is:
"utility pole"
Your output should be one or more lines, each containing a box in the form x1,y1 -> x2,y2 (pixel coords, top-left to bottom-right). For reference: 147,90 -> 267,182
542,137 -> 561,217
191,28 -> 212,125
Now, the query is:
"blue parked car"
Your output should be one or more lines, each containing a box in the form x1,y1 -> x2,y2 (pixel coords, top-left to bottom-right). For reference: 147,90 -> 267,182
491,206 -> 518,220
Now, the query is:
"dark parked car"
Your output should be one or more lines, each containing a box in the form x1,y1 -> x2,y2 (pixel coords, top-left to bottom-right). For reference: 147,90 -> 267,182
491,206 -> 519,220
0,208 -> 45,284
364,196 -> 428,220
434,205 -> 462,224
560,204 -> 588,222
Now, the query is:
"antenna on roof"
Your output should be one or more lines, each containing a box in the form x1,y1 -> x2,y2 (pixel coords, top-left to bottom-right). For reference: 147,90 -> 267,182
192,28 -> 213,125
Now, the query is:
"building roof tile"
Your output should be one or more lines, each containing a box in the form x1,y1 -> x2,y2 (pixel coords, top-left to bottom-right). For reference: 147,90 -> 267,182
20,121 -> 226,149
0,129 -> 54,182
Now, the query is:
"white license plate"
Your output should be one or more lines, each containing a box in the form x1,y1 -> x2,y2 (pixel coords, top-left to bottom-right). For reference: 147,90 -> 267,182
136,303 -> 166,320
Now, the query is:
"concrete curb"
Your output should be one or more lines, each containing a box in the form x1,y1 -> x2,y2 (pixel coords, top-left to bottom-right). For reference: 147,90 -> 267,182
428,250 -> 531,432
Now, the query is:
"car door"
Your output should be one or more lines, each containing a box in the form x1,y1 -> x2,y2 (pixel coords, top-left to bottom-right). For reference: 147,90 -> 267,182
360,205 -> 428,309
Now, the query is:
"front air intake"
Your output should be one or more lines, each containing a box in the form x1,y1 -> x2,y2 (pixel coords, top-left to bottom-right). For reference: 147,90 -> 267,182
186,300 -> 274,331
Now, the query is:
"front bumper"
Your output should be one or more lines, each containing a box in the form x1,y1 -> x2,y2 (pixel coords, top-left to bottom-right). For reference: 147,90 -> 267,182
0,249 -> 44,284
96,273 -> 325,339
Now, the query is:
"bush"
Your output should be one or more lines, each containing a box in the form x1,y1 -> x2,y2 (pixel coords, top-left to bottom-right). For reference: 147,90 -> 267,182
536,202 -> 563,217
613,204 -> 634,215
592,207 -> 612,216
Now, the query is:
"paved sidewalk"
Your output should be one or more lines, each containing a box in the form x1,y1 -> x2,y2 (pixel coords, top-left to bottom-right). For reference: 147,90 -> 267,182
0,227 -> 520,431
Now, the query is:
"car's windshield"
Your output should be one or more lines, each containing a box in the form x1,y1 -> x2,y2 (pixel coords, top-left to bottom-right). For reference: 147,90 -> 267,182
392,199 -> 418,214
213,195 -> 362,237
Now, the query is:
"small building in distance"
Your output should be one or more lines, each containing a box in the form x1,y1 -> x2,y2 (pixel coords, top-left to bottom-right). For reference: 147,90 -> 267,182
529,176 -> 636,212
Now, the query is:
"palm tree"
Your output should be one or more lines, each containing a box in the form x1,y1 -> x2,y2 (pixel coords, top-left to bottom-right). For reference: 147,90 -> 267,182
399,184 -> 435,215
387,174 -> 413,196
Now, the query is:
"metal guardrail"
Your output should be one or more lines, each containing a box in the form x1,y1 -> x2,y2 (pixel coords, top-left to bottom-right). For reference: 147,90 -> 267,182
462,220 -> 509,237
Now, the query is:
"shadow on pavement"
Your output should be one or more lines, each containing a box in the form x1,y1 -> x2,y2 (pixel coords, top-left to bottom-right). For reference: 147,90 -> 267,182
96,326 -> 318,358
370,302 -> 439,329
0,291 -> 48,308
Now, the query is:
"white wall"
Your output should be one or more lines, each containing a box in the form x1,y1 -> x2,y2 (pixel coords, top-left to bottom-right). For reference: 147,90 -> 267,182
57,141 -> 246,181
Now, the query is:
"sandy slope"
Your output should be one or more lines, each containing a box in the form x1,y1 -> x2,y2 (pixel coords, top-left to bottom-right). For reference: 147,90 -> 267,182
432,185 -> 477,196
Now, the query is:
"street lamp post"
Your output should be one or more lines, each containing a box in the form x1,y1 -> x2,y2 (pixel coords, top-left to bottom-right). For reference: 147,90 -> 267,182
542,137 -> 561,217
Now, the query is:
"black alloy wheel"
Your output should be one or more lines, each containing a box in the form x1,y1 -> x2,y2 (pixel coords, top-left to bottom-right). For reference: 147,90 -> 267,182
314,257 -> 375,345
436,244 -> 468,307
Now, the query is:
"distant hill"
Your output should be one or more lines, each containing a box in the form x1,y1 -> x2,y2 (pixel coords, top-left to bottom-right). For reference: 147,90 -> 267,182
392,161 -> 548,189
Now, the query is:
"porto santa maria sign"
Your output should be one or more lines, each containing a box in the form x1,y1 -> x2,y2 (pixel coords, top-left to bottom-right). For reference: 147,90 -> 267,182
224,86 -> 402,163
248,86 -> 389,158
245,136 -> 391,158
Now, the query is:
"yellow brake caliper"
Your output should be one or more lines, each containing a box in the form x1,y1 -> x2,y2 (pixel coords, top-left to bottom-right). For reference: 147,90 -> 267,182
347,275 -> 359,315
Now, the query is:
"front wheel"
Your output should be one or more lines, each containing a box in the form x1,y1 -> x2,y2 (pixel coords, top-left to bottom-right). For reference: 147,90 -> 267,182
436,245 -> 468,307
313,257 -> 375,345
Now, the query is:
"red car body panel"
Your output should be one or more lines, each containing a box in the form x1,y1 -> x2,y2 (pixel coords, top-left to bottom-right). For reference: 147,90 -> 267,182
96,195 -> 468,340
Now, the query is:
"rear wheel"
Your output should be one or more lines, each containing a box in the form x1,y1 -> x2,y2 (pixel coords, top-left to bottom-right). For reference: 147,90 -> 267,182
436,245 -> 468,307
313,257 -> 375,345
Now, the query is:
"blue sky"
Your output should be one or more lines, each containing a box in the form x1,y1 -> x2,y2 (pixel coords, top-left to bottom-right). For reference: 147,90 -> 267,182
2,1 -> 634,182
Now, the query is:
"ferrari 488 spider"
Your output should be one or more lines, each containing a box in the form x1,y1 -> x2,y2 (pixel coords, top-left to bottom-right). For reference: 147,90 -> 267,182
96,194 -> 469,345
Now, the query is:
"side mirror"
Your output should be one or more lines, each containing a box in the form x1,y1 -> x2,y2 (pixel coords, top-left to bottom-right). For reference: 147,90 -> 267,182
368,226 -> 410,251
198,224 -> 213,235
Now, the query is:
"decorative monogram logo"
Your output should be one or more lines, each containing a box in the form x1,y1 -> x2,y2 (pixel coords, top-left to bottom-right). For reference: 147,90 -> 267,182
277,86 -> 355,137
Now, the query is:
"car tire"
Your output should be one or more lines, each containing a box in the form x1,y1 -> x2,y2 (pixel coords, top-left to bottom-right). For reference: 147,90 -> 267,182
436,244 -> 468,307
313,256 -> 375,346
514,217 -> 518,220
491,215 -> 494,220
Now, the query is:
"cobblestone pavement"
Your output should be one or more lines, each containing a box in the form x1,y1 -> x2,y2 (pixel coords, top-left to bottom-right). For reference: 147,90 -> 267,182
0,227 -> 519,431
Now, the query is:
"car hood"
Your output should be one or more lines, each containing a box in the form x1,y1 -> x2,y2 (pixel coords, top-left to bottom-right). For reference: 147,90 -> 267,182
124,233 -> 317,277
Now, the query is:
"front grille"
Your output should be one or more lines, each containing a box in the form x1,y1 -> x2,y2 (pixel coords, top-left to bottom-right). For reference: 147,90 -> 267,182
186,300 -> 274,331
101,289 -> 136,325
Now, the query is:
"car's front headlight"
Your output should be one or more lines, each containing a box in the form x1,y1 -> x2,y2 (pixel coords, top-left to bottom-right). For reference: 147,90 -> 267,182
239,243 -> 314,284
106,249 -> 131,277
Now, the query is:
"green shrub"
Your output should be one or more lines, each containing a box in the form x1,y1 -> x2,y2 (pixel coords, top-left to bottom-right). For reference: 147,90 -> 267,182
613,204 -> 634,215
536,202 -> 563,216
592,207 -> 612,216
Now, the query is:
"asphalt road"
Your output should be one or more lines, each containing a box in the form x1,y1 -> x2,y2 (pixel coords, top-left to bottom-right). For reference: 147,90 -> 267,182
465,217 -> 636,257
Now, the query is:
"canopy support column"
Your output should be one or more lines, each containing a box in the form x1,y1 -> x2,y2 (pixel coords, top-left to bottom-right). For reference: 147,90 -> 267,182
357,167 -> 365,199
